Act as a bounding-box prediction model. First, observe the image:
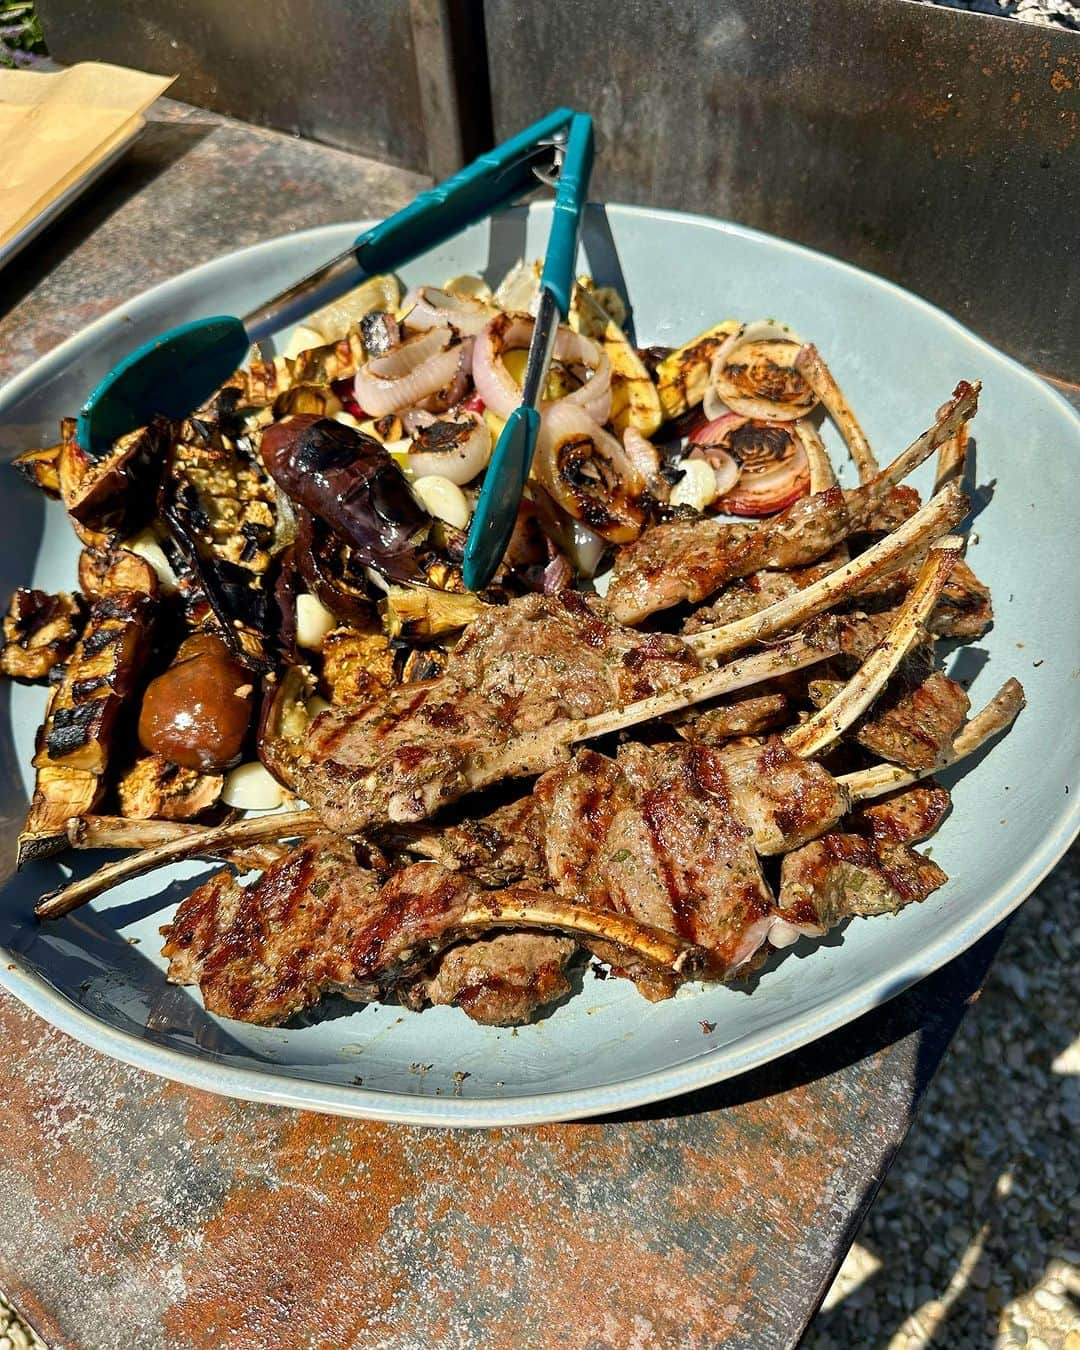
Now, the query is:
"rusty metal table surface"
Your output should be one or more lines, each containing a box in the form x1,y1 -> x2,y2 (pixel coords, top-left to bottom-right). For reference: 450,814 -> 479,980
0,96 -> 1052,1350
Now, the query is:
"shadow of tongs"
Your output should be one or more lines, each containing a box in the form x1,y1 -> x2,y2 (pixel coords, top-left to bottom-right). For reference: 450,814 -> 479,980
462,112 -> 595,591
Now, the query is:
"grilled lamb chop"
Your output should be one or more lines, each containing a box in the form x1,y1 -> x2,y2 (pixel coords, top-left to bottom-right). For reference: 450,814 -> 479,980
806,610 -> 971,772
298,590 -> 833,834
607,382 -> 977,624
848,782 -> 951,844
162,839 -> 700,1025
774,833 -> 947,937
399,933 -> 578,1024
533,740 -> 852,996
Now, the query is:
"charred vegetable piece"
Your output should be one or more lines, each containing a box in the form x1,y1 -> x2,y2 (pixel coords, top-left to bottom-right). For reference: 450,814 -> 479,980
534,402 -> 647,543
219,330 -> 367,409
261,415 -> 430,584
58,417 -> 171,543
77,544 -> 159,598
117,755 -> 224,821
399,646 -> 450,683
1,589 -> 83,683
655,322 -> 740,420
271,383 -> 344,419
13,442 -> 62,497
379,587 -> 490,641
138,633 -> 255,772
169,418 -> 277,574
33,587 -> 155,776
714,419 -> 811,516
258,663 -> 317,789
571,283 -> 661,437
160,417 -> 278,671
18,757 -> 101,865
708,321 -> 817,422
294,509 -> 378,627
321,625 -> 397,706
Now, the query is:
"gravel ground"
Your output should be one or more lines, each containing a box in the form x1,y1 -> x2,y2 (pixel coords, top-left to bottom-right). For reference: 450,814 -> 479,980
917,0 -> 1080,30
807,843 -> 1080,1350
1,851 -> 1075,1347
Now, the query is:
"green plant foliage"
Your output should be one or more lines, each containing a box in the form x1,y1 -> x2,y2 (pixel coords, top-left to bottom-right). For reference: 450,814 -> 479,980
0,2 -> 47,67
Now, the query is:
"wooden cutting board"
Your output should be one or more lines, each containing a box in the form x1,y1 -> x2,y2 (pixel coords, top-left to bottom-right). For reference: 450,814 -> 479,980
0,61 -> 175,251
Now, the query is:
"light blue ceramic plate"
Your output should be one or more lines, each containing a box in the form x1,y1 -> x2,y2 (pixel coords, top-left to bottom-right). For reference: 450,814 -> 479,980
1,204 -> 1077,1127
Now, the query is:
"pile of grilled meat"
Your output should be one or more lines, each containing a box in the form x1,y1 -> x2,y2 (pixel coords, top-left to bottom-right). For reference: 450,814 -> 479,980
4,285 -> 1022,1029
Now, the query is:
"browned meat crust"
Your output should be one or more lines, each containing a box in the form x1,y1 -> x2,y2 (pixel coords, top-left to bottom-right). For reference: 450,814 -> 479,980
400,934 -> 577,1025
534,744 -> 779,994
777,833 -> 947,933
681,551 -> 847,633
608,485 -> 855,624
849,782 -> 951,845
675,692 -> 790,743
299,591 -> 700,833
809,610 -> 970,772
162,841 -> 585,1027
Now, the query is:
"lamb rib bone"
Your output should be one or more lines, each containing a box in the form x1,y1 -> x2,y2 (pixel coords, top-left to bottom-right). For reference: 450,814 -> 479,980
795,343 -> 879,482
686,481 -> 968,662
793,419 -> 838,493
36,808 -> 322,919
934,413 -> 970,495
66,815 -> 289,870
781,538 -> 961,759
455,891 -> 703,976
839,678 -> 1025,804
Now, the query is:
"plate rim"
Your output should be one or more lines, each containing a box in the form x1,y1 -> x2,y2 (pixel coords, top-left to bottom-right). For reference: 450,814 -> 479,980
1,202 -> 1077,1128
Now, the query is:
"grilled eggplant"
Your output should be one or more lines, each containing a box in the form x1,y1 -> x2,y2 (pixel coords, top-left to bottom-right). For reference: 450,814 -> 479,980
58,417 -> 170,544
13,442 -> 62,497
117,755 -> 224,821
160,417 -> 278,670
258,663 -> 316,789
32,587 -> 155,777
1,589 -> 83,683
77,544 -> 159,598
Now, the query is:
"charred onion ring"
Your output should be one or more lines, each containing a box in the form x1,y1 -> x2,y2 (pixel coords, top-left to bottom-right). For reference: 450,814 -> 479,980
535,402 -> 646,543
404,286 -> 496,337
706,320 -> 818,422
709,418 -> 812,516
353,325 -> 465,417
472,313 -> 612,424
407,410 -> 491,485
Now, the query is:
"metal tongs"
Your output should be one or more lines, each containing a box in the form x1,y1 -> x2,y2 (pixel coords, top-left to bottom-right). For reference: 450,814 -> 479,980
462,113 -> 594,590
76,107 -> 591,459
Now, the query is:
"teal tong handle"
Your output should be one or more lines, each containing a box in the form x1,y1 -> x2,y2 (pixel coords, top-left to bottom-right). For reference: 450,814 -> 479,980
244,106 -> 576,344
462,113 -> 595,592
78,108 -> 579,453
354,106 -> 575,275
539,112 -> 595,318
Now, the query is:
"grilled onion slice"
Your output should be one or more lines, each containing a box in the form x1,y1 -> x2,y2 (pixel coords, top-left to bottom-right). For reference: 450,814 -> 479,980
706,320 -> 818,422
472,314 -> 612,425
712,417 -> 811,516
535,403 -> 646,543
